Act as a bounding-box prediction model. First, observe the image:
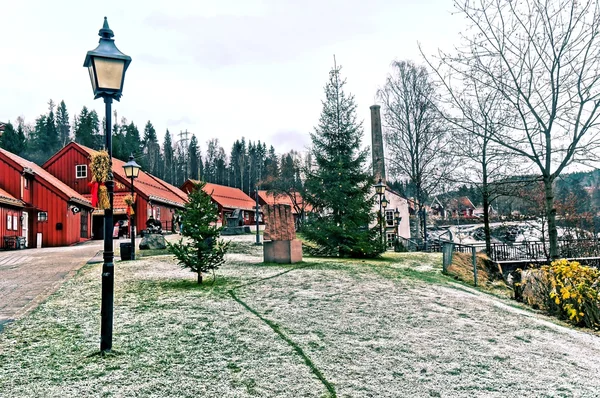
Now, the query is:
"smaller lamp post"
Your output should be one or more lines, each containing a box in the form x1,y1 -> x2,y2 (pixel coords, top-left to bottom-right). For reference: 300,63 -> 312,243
123,154 -> 141,260
254,187 -> 261,245
394,207 -> 402,251
394,207 -> 401,235
381,195 -> 389,247
374,179 -> 386,245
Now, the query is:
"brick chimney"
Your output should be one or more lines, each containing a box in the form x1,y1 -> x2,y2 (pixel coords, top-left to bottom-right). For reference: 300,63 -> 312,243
370,105 -> 386,183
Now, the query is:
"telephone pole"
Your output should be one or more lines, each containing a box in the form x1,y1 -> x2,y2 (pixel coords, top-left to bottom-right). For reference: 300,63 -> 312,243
177,129 -> 190,182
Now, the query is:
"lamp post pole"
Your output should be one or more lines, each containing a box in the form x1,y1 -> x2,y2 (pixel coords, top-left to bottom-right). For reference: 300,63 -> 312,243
101,96 -> 114,352
123,154 -> 140,261
130,175 -> 135,259
374,179 -> 386,248
379,199 -> 383,245
84,17 -> 131,353
381,195 -> 388,248
255,187 -> 261,245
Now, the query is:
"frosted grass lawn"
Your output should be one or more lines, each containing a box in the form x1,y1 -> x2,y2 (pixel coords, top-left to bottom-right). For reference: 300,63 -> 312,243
1,235 -> 600,397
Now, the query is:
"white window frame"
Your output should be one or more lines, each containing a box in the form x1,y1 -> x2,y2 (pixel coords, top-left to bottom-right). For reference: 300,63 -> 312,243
38,211 -> 48,222
76,165 -> 87,179
385,210 -> 394,226
7,214 -> 12,230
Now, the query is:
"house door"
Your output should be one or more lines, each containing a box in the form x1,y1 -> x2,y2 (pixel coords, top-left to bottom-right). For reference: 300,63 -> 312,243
21,212 -> 28,246
80,209 -> 88,238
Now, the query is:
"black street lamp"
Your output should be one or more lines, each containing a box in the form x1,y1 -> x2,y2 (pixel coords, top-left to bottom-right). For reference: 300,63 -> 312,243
394,207 -> 402,251
84,17 -> 131,353
394,207 -> 401,235
254,187 -> 261,245
123,154 -> 141,260
381,195 -> 389,247
374,179 -> 386,247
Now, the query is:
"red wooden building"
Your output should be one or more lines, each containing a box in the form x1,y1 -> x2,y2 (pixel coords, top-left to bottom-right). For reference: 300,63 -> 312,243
0,187 -> 25,249
43,143 -> 187,238
181,180 -> 258,226
0,148 -> 93,248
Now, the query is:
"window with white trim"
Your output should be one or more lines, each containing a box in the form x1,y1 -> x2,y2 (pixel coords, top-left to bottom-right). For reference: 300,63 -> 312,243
386,210 -> 394,226
38,212 -> 48,222
76,165 -> 87,179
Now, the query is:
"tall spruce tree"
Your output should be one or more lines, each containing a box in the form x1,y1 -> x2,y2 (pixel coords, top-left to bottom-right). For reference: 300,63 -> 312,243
163,130 -> 174,184
143,121 -> 160,175
56,100 -> 70,146
262,145 -> 279,189
303,64 -> 381,258
188,134 -> 200,180
74,106 -> 101,149
0,122 -> 26,154
45,100 -> 60,154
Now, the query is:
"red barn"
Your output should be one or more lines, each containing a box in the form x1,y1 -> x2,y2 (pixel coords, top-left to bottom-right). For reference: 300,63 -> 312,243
181,180 -> 257,227
0,148 -> 93,248
43,142 -> 187,238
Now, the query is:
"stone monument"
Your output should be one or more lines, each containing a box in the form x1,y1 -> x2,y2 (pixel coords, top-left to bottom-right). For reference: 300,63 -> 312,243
263,204 -> 302,263
221,209 -> 248,235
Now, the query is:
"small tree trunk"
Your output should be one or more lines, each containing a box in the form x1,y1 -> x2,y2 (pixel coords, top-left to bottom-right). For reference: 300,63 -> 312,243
414,212 -> 421,244
197,271 -> 203,284
483,192 -> 492,255
544,177 -> 558,259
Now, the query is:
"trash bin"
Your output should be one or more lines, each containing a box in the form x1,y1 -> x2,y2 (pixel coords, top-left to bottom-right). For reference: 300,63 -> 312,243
120,242 -> 132,261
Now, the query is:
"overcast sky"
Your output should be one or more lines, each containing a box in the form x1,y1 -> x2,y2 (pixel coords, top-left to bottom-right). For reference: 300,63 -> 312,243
1,0 -> 462,155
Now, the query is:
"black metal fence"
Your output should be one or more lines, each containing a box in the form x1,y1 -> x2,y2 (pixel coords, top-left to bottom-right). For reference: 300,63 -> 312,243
489,239 -> 600,262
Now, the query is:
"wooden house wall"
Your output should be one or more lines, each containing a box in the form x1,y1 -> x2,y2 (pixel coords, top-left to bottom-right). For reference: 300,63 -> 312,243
0,205 -> 23,249
143,199 -> 177,232
44,149 -> 93,195
0,157 -> 22,198
28,179 -> 89,247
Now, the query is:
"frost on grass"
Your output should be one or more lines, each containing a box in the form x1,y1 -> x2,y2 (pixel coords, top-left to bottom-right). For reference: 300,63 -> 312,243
2,241 -> 600,397
0,255 -> 324,397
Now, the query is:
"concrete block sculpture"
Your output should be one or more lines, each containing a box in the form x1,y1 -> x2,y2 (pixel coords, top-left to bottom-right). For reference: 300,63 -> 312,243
262,204 -> 302,263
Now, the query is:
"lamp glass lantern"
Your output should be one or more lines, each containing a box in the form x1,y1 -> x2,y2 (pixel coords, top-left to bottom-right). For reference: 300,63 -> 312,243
381,195 -> 389,209
375,179 -> 386,195
123,156 -> 141,178
394,207 -> 400,221
83,17 -> 132,100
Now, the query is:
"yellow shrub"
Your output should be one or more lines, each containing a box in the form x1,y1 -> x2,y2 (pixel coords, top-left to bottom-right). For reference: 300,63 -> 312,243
542,259 -> 600,329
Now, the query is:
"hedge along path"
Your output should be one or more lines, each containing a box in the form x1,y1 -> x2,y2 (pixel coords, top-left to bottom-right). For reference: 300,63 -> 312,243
227,263 -> 337,398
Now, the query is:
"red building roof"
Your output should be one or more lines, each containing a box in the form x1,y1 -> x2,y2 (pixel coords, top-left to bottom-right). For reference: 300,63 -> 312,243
256,190 -> 311,214
0,148 -> 91,207
51,143 -> 187,208
183,180 -> 256,211
83,192 -> 132,215
0,187 -> 24,207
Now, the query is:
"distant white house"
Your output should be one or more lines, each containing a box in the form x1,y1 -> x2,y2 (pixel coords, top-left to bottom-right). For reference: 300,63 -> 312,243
370,185 -> 411,246
473,205 -> 495,218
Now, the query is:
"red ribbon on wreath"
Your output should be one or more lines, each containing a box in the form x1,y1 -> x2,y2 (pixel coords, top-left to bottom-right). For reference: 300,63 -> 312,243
88,181 -> 105,208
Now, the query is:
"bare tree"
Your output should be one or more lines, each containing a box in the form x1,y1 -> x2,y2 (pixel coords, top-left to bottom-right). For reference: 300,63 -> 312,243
377,60 -> 454,240
430,0 -> 600,258
425,57 -> 530,252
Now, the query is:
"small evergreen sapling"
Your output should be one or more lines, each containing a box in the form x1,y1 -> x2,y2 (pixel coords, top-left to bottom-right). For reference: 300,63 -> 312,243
168,182 -> 229,283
